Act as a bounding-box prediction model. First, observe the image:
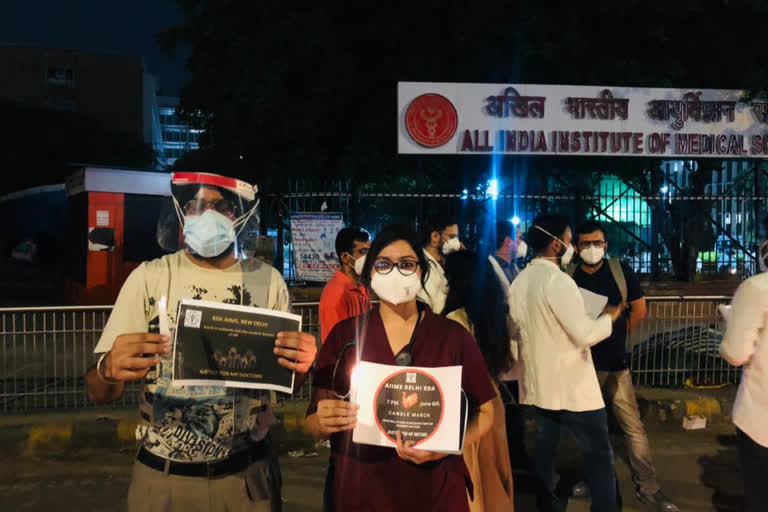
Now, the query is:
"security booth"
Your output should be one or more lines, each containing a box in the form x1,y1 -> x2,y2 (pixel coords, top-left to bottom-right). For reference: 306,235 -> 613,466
64,166 -> 171,304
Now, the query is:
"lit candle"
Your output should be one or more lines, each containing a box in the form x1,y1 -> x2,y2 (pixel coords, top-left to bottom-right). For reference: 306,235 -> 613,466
158,296 -> 171,337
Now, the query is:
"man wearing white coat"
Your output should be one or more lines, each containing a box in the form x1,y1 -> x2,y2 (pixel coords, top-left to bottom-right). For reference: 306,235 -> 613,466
720,266 -> 768,512
508,215 -> 623,512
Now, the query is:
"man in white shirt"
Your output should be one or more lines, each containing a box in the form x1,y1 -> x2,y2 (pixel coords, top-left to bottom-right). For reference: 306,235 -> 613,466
508,215 -> 623,512
720,270 -> 768,512
416,216 -> 462,314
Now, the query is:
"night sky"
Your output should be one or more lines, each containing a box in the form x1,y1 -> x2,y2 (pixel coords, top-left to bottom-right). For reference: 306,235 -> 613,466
0,0 -> 188,95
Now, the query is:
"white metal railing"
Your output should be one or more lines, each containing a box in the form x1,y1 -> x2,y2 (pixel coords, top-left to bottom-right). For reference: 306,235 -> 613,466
628,296 -> 738,387
0,302 -> 320,412
0,297 -> 739,412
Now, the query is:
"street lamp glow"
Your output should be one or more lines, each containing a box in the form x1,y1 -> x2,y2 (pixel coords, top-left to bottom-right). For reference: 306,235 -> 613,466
510,216 -> 521,226
461,188 -> 469,200
660,185 -> 669,194
486,179 -> 499,200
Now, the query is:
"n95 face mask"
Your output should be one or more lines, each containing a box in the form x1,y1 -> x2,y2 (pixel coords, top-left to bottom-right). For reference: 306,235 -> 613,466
371,272 -> 422,305
353,255 -> 366,276
441,237 -> 461,255
580,246 -> 605,265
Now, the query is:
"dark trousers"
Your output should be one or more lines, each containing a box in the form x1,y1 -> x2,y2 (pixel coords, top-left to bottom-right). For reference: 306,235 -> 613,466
737,428 -> 768,512
322,458 -> 334,512
501,381 -> 531,472
532,407 -> 618,512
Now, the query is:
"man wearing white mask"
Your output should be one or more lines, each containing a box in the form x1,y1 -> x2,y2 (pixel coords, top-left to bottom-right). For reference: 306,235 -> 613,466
567,221 -> 678,512
417,216 -> 462,314
508,215 -> 624,512
319,226 -> 372,343
85,171 -> 317,512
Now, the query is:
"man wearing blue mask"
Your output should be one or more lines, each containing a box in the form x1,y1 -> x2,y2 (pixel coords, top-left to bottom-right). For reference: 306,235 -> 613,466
85,172 -> 317,512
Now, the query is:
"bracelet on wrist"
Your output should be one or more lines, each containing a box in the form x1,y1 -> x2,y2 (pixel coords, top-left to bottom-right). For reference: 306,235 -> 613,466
96,351 -> 120,385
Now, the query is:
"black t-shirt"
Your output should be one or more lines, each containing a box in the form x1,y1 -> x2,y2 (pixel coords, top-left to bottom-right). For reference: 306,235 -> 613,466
571,259 -> 644,371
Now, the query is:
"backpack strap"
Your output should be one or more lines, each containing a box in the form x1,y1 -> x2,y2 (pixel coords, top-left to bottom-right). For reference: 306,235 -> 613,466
607,258 -> 627,304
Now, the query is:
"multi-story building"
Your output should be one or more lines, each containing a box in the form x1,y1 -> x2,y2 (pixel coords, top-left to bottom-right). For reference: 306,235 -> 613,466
0,45 -> 163,154
158,96 -> 201,168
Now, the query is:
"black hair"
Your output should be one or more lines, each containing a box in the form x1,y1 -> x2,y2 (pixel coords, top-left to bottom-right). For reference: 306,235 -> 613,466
527,215 -> 570,253
360,225 -> 430,291
495,220 -> 514,251
421,214 -> 458,247
575,220 -> 606,245
443,251 -> 513,378
763,215 -> 768,234
335,226 -> 369,263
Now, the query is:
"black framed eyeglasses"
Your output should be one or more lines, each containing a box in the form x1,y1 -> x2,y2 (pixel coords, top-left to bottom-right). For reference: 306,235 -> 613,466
183,198 -> 236,216
578,240 -> 606,249
373,258 -> 419,276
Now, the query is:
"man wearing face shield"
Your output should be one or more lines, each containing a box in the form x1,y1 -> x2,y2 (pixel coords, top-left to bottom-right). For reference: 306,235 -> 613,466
319,226 -> 372,344
417,215 -> 463,315
507,215 -> 624,512
85,172 -> 317,512
566,221 -> 678,512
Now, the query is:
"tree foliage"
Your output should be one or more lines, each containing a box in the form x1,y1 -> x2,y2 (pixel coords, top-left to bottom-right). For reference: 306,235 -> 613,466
160,0 -> 768,279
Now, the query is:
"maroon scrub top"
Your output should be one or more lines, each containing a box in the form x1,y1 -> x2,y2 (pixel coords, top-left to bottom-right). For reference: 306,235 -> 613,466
308,306 -> 496,512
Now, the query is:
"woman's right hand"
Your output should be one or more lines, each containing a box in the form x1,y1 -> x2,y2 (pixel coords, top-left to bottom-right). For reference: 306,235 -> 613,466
314,399 -> 359,436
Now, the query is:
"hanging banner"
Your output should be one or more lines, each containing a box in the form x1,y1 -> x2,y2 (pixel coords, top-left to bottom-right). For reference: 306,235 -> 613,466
398,82 -> 768,158
290,212 -> 343,282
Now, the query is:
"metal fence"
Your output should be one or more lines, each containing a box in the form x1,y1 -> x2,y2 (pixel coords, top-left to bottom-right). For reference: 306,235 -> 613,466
0,297 -> 739,412
273,161 -> 768,283
0,302 -> 320,413
628,296 -> 738,387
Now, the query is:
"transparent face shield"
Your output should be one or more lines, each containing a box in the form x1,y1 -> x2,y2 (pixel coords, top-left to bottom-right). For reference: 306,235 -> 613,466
157,172 -> 261,259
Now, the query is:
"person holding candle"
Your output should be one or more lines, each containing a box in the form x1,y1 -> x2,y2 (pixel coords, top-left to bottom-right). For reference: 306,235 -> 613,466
305,225 -> 496,512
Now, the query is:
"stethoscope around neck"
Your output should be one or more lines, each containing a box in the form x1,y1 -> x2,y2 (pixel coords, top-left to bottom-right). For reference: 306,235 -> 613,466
330,304 -> 424,400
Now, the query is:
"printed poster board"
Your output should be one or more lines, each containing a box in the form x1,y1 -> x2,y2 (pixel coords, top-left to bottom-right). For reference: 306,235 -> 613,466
290,213 -> 343,282
171,299 -> 300,394
352,361 -> 466,454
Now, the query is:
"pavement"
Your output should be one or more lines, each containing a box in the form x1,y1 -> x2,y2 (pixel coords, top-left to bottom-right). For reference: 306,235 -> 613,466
0,388 -> 748,511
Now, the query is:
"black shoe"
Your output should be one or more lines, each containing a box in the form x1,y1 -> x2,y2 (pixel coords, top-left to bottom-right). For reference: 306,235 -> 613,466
636,490 -> 680,512
571,481 -> 590,498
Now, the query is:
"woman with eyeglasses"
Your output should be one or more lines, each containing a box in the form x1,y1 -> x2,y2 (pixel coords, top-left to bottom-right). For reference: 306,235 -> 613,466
305,226 -> 496,512
443,250 -> 516,512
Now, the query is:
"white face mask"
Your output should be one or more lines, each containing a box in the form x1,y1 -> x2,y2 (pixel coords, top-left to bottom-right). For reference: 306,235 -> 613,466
516,240 -> 528,259
533,225 -> 574,267
353,255 -> 366,276
370,271 -> 422,305
560,244 -> 575,266
441,236 -> 461,255
580,246 -> 605,265
184,210 -> 236,258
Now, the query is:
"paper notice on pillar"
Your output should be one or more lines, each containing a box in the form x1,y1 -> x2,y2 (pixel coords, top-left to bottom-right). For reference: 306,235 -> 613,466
352,361 -> 465,454
171,299 -> 300,394
579,287 -> 609,319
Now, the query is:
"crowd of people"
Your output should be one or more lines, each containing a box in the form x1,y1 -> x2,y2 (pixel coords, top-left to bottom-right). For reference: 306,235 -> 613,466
85,170 -> 766,512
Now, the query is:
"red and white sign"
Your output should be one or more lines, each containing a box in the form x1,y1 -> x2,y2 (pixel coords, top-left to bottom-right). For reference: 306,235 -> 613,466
398,82 -> 768,158
353,361 -> 465,454
405,93 -> 458,148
